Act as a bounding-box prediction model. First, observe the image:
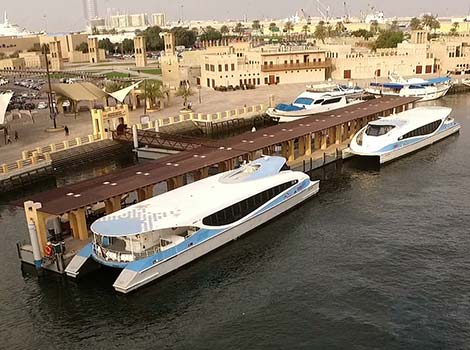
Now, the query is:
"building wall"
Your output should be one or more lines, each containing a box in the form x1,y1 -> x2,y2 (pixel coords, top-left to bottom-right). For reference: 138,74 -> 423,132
152,13 -> 166,27
0,35 -> 41,55
18,52 -> 46,68
0,58 -> 25,70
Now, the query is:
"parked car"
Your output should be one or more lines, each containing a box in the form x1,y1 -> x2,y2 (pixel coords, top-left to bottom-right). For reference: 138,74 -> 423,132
37,101 -> 48,109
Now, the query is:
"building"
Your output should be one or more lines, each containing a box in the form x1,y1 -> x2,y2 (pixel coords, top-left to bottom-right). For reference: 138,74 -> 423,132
109,13 -> 148,29
152,13 -> 166,27
134,36 -> 147,67
200,41 -> 331,88
0,57 -> 25,70
130,14 -> 148,28
48,40 -> 63,71
87,37 -> 101,63
0,35 -> 41,56
18,51 -> 46,69
83,0 -> 98,22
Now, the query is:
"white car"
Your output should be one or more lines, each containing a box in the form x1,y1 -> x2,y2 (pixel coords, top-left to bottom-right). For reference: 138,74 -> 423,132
62,100 -> 71,107
37,101 -> 48,109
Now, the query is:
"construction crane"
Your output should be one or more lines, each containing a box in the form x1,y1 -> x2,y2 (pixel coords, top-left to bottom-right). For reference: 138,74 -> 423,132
315,0 -> 330,22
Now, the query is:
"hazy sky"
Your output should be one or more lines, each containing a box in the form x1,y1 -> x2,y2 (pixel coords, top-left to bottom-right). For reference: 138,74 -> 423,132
2,0 -> 470,33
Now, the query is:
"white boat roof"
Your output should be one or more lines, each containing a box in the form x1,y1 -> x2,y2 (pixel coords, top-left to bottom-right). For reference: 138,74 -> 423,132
91,156 -> 307,237
0,91 -> 13,125
369,106 -> 451,128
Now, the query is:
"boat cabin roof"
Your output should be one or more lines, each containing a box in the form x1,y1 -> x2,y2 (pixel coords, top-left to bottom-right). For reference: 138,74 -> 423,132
369,106 -> 451,128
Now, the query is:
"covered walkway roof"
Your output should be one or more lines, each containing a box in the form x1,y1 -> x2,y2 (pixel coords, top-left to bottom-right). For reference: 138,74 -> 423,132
20,96 -> 419,215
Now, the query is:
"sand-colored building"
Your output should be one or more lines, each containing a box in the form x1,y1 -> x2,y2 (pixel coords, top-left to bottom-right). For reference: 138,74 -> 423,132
0,57 -> 25,70
18,51 -> 46,69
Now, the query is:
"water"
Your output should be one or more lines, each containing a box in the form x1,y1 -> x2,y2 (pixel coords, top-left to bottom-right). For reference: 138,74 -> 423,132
1,95 -> 470,350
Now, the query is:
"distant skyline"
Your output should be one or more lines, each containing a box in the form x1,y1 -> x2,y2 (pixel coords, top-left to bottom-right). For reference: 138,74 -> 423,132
3,0 -> 470,32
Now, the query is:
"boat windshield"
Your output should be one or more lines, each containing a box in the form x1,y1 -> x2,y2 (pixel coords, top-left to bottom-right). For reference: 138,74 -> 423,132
365,124 -> 395,136
293,97 -> 314,105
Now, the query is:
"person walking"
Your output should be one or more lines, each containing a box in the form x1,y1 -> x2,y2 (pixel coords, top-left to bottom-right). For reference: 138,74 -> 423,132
14,130 -> 18,141
6,135 -> 12,144
64,125 -> 69,136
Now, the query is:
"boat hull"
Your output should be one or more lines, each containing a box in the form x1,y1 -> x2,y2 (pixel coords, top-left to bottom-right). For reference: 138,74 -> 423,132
112,181 -> 320,293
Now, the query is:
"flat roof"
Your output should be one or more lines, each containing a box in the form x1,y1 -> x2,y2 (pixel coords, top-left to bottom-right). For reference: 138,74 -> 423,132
20,96 -> 418,215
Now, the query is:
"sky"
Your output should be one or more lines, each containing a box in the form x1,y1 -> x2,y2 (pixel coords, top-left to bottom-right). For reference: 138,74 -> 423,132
2,0 -> 470,33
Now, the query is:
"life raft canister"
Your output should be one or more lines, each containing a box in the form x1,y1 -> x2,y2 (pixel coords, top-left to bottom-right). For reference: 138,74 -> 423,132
44,244 -> 53,256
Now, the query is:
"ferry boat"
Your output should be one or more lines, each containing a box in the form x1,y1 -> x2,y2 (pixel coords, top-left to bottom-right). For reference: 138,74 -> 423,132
349,106 -> 460,164
266,83 -> 364,123
367,75 -> 452,102
65,156 -> 320,293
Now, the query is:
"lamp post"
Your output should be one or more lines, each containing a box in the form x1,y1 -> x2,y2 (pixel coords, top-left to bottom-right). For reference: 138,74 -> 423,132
43,44 -> 57,129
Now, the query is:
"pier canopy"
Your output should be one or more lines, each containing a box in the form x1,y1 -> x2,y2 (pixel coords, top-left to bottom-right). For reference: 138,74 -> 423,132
43,82 -> 108,102
0,91 -> 13,126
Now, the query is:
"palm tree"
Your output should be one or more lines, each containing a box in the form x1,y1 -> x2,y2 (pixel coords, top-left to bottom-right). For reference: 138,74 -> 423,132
334,22 -> 346,36
144,80 -> 169,109
252,20 -> 261,31
302,24 -> 310,37
409,17 -> 423,30
234,23 -> 245,35
450,22 -> 459,36
269,22 -> 278,35
176,84 -> 194,109
370,20 -> 379,34
314,21 -> 327,44
220,25 -> 230,36
284,21 -> 294,37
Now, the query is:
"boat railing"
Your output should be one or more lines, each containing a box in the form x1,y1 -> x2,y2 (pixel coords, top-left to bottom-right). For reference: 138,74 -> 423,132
93,242 -> 161,263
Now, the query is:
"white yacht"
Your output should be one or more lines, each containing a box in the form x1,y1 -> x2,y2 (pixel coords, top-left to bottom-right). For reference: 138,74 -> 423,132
367,75 -> 452,102
65,156 -> 320,293
350,106 -> 460,164
266,83 -> 364,123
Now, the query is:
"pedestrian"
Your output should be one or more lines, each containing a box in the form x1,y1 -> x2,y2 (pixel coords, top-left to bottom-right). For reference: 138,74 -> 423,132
6,135 -> 12,144
64,125 -> 69,136
14,130 -> 18,141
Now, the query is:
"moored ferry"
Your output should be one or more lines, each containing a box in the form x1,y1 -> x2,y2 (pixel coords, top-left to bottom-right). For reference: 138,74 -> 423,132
266,83 -> 364,123
65,156 -> 320,293
349,106 -> 460,164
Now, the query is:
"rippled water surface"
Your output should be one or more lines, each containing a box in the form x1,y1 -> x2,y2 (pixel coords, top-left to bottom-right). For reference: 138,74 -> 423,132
1,95 -> 469,350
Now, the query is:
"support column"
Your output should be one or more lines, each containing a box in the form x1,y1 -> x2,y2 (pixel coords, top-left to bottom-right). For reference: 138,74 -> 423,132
349,120 -> 357,138
194,167 -> 209,181
328,127 -> 336,145
286,140 -> 295,162
167,176 -> 184,191
69,211 -> 79,240
104,196 -> 121,214
298,136 -> 306,156
74,208 -> 89,241
305,134 -> 312,156
335,125 -> 342,145
314,132 -> 322,150
137,185 -> 154,202
321,131 -> 328,150
24,201 -> 49,256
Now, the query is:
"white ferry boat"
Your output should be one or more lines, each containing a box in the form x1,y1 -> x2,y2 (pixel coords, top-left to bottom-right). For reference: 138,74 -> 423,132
65,156 -> 320,293
349,106 -> 460,164
266,83 -> 364,123
367,75 -> 452,102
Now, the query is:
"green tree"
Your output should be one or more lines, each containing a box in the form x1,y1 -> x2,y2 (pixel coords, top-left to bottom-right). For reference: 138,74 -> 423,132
121,39 -> 134,54
314,21 -> 327,43
220,25 -> 230,36
172,26 -> 197,48
422,14 -> 440,32
176,84 -> 194,108
284,21 -> 294,36
351,29 -> 373,39
449,22 -> 459,36
142,26 -> 164,51
334,22 -> 346,36
269,22 -> 279,34
200,26 -> 222,41
252,20 -> 261,31
390,20 -> 399,31
374,30 -> 404,49
75,42 -> 89,53
99,38 -> 115,53
234,22 -> 245,35
144,80 -> 168,109
409,17 -> 423,30
302,24 -> 310,36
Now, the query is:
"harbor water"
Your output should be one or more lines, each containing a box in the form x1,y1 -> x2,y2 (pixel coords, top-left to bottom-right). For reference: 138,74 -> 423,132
0,94 -> 469,349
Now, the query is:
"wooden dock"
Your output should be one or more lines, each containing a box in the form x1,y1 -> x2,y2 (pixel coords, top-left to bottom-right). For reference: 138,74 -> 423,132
16,96 -> 419,265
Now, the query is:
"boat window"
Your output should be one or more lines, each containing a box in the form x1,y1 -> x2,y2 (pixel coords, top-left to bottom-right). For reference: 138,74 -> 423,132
313,99 -> 324,104
293,97 -> 314,105
202,180 -> 299,226
321,97 -> 342,105
399,120 -> 442,140
365,125 -> 395,136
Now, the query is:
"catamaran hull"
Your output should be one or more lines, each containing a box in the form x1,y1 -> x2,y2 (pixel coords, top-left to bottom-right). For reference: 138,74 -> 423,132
112,181 -> 320,293
351,124 -> 460,165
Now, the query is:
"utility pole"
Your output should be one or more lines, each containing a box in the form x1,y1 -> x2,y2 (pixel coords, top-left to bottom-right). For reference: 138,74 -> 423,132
143,78 -> 147,116
43,44 -> 57,129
